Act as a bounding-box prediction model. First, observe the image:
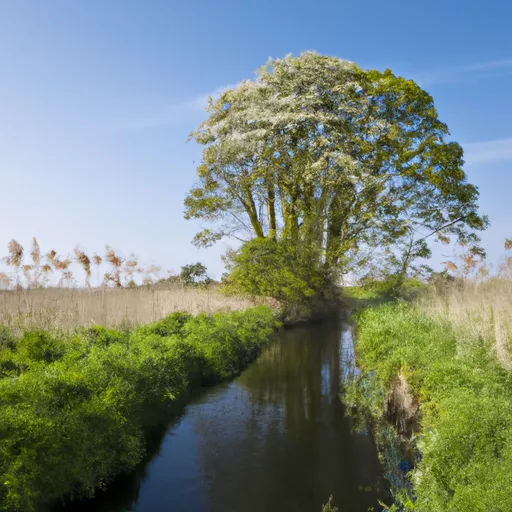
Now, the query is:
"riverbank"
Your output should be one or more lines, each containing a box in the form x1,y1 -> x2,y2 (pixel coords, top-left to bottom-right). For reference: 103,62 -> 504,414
0,306 -> 279,512
350,299 -> 512,511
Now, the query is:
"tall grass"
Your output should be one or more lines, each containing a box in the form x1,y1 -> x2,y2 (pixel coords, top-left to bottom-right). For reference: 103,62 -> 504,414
0,284 -> 256,334
351,247 -> 512,511
354,303 -> 512,512
417,244 -> 512,369
418,278 -> 512,368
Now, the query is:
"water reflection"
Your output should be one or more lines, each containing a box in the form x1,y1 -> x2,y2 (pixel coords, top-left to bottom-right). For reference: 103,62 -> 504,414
60,320 -> 386,512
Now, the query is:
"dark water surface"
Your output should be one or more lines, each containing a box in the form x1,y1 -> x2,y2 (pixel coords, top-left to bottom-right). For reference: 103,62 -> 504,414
66,320 -> 386,512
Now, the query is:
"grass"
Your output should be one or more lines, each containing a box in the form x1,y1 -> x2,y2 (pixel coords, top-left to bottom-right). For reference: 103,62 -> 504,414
0,283 -> 257,334
417,278 -> 512,369
352,280 -> 512,512
0,306 -> 280,511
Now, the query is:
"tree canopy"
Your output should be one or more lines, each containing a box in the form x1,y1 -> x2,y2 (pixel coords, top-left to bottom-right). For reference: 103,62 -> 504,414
185,52 -> 488,278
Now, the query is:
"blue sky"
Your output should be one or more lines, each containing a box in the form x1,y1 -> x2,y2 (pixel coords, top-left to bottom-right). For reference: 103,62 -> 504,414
1,0 -> 511,279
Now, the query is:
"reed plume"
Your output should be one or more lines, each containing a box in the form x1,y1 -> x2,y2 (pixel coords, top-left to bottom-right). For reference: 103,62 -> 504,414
46,249 -> 73,287
29,237 -> 42,287
74,247 -> 92,287
5,239 -> 23,268
104,246 -> 123,288
123,254 -> 142,287
92,254 -> 102,287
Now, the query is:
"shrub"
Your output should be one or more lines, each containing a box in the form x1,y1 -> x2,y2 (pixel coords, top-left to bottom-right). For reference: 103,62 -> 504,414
222,238 -> 338,320
358,275 -> 426,300
15,330 -> 66,364
134,311 -> 192,338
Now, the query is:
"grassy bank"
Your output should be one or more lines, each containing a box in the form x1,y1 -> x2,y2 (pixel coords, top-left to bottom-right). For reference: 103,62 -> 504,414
0,306 -> 279,511
352,296 -> 512,511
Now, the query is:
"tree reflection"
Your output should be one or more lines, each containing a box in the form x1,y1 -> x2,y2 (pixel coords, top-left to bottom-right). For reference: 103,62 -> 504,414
191,320 -> 386,512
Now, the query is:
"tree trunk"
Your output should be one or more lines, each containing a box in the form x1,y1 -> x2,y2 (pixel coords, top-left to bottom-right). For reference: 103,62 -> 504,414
267,181 -> 277,239
326,194 -> 343,266
242,185 -> 265,238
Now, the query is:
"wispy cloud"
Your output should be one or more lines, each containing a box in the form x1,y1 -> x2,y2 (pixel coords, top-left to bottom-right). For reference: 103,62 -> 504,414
115,83 -> 240,132
190,83 -> 239,111
414,58 -> 512,87
463,138 -> 512,166
458,58 -> 512,73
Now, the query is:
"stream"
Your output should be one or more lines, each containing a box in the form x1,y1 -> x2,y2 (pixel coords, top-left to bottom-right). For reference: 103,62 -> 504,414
65,319 -> 386,511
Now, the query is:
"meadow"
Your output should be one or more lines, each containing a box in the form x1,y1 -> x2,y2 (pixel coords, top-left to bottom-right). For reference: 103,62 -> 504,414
0,238 -> 286,511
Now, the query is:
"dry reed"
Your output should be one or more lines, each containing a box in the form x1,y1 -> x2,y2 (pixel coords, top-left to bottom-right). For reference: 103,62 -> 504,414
418,277 -> 512,369
0,237 -> 270,333
417,241 -> 512,369
0,283 -> 257,334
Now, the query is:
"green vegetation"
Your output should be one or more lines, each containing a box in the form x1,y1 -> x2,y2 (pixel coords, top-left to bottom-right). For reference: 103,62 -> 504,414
222,238 -> 338,321
353,302 -> 512,511
321,495 -> 338,512
344,278 -> 426,304
0,51 -> 496,510
0,307 -> 279,512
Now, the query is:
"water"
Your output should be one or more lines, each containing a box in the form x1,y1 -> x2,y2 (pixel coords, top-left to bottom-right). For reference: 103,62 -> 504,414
66,319 -> 386,512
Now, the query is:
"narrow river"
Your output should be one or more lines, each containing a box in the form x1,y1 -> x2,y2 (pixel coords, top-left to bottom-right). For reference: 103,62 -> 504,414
66,319 -> 386,512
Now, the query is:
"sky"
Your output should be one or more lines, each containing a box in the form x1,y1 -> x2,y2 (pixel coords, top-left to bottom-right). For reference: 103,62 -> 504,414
0,0 -> 511,280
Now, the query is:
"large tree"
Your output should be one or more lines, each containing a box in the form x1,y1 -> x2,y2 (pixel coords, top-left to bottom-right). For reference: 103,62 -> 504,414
185,52 -> 487,276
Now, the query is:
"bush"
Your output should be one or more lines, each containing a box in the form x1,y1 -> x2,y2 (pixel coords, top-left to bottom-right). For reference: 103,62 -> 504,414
222,238 -> 338,321
0,307 -> 279,511
358,275 -> 426,300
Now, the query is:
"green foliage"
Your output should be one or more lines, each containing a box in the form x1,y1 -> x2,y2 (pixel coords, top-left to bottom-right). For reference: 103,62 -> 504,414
183,307 -> 279,383
355,303 -> 512,511
321,495 -> 338,512
222,238 -> 338,320
135,311 -> 193,337
0,307 -> 278,511
358,276 -> 426,300
15,330 -> 66,363
179,262 -> 212,287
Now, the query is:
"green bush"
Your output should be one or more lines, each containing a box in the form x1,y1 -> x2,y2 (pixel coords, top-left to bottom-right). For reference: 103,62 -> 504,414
358,276 -> 426,300
135,311 -> 192,337
222,238 -> 338,321
355,303 -> 512,511
0,306 -> 279,511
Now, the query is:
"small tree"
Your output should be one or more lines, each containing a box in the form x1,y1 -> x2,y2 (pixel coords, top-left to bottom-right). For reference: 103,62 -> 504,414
180,262 -> 211,287
222,238 -> 338,319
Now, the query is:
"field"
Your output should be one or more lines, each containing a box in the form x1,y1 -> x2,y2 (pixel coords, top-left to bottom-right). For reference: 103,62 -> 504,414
0,284 -> 257,334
